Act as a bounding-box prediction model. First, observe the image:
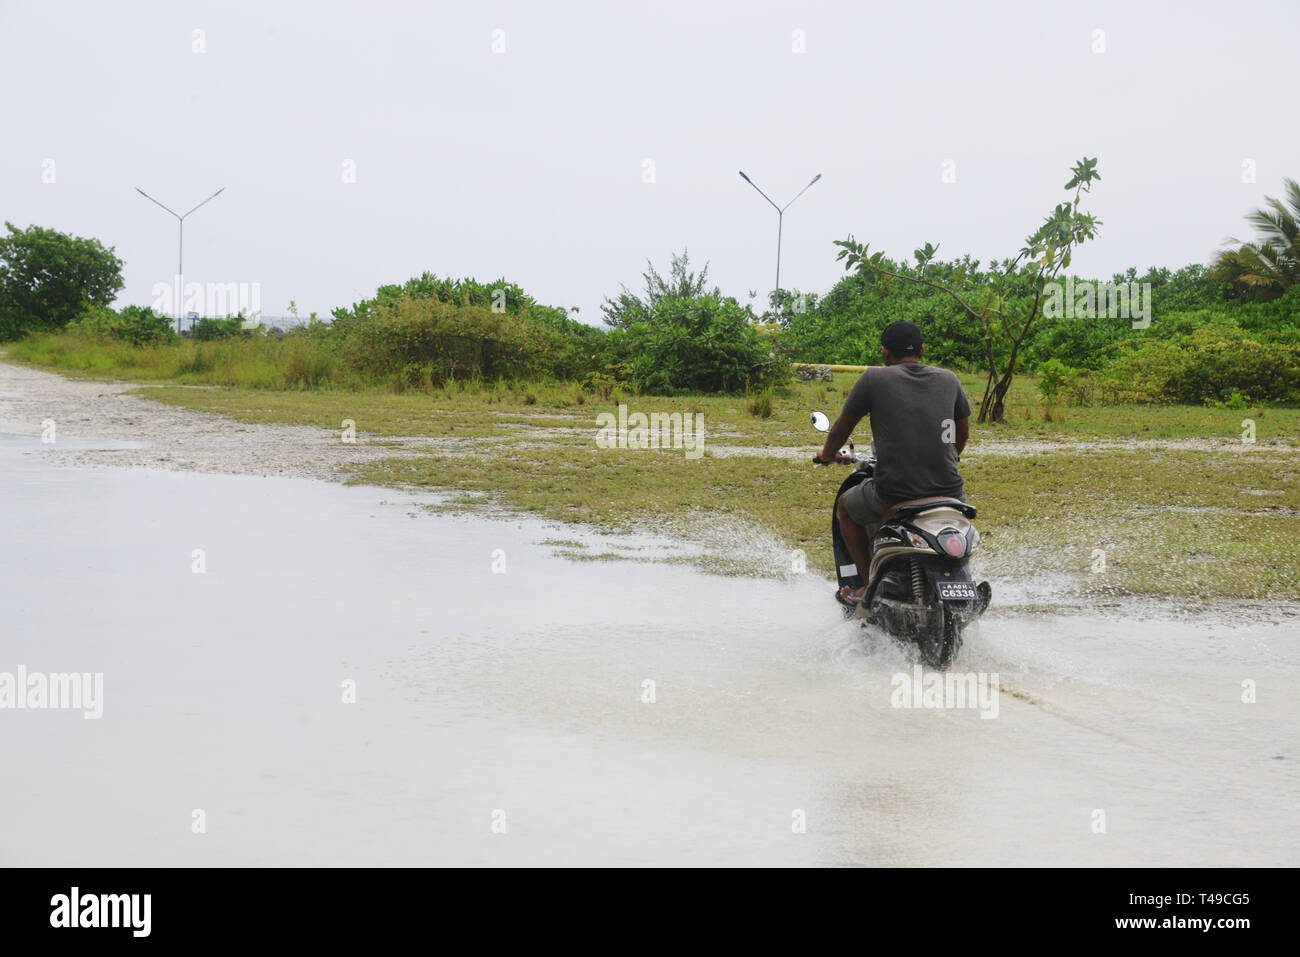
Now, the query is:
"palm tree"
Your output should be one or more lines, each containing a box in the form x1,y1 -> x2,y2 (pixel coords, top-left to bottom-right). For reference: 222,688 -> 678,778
1210,177 -> 1300,297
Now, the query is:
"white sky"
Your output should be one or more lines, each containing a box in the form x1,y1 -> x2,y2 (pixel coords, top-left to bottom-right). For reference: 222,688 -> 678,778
2,0 -> 1297,323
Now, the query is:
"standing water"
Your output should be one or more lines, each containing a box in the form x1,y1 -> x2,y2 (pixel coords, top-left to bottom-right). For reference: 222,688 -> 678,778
1,434 -> 1296,866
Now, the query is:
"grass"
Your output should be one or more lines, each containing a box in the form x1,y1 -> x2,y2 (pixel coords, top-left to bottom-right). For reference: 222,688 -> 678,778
7,337 -> 1300,602
340,443 -> 1300,600
124,378 -> 1300,600
112,373 -> 1300,448
7,332 -> 331,388
11,331 -> 1300,444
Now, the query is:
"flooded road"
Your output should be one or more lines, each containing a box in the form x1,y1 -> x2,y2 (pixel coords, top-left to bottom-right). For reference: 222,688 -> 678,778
2,434 -> 1297,866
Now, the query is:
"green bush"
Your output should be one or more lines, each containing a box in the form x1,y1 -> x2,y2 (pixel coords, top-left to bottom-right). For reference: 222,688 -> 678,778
192,316 -> 255,340
622,294 -> 791,395
341,294 -> 553,388
282,332 -> 338,388
1166,329 -> 1300,404
70,304 -> 175,345
335,271 -> 606,383
15,274 -> 604,392
1099,328 -> 1300,404
332,273 -> 536,325
782,258 -> 987,368
1035,358 -> 1079,402
1229,285 -> 1300,334
779,254 -> 1282,374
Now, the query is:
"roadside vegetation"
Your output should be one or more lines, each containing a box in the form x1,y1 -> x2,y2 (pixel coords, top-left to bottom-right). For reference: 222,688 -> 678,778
2,162 -> 1297,603
5,167 -> 1297,411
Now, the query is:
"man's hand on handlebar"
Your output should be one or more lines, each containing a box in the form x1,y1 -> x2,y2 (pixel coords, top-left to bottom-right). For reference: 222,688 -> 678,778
812,449 -> 855,465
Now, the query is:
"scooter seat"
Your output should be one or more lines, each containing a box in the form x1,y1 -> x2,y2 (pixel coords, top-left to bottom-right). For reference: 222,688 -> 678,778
881,496 -> 976,523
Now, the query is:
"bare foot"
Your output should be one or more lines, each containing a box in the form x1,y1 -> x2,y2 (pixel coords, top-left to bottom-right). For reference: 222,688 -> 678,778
837,585 -> 867,606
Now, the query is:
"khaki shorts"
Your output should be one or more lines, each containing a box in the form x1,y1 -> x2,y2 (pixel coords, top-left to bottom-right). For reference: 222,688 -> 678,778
840,478 -> 965,529
839,477 -> 893,528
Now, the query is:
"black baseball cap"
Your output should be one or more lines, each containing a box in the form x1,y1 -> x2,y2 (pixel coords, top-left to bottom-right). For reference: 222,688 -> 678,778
881,320 -> 922,356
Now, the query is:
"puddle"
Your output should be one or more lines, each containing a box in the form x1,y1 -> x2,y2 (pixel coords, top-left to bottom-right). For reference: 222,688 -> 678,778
1,436 -> 1296,865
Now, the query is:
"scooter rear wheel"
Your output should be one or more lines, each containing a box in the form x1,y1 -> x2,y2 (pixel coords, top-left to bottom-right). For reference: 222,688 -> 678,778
918,604 -> 962,669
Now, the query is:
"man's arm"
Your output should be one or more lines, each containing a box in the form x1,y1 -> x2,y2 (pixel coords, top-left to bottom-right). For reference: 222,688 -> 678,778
954,416 -> 969,457
818,411 -> 862,463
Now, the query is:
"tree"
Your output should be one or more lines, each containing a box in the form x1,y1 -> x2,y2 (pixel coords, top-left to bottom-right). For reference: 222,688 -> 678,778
600,249 -> 720,329
1210,178 -> 1300,298
834,157 -> 1102,423
0,222 -> 124,339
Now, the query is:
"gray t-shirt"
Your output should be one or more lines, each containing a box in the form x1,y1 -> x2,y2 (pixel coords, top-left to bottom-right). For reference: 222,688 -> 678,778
842,363 -> 971,502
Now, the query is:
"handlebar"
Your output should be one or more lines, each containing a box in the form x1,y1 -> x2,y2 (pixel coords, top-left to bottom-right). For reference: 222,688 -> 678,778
812,452 -> 861,466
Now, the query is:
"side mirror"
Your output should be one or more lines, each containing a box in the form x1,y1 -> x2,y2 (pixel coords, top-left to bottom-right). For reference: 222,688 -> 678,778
810,411 -> 830,432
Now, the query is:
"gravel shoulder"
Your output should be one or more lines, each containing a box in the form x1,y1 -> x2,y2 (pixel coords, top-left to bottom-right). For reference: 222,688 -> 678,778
3,359 -> 1296,480
0,359 -> 431,479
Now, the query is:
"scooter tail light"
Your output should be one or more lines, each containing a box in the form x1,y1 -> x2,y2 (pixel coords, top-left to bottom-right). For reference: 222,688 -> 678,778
938,530 -> 966,557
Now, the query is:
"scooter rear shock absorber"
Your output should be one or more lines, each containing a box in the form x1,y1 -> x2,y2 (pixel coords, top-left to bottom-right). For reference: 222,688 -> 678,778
910,558 -> 926,601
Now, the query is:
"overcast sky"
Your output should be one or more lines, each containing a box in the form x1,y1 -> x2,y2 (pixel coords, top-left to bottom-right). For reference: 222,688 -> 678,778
3,0 -> 1297,323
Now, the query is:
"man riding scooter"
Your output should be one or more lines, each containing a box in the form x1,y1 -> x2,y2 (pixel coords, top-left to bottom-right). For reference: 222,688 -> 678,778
813,321 -> 972,607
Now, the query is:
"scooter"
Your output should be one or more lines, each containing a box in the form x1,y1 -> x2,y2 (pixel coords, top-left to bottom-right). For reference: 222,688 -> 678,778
811,411 -> 991,668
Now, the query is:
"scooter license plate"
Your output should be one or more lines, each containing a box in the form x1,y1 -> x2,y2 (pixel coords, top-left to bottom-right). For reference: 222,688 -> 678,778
937,581 -> 979,601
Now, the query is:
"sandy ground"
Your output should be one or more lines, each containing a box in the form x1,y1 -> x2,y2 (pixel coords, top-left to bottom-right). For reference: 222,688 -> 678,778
2,359 -> 1296,478
0,359 -> 435,479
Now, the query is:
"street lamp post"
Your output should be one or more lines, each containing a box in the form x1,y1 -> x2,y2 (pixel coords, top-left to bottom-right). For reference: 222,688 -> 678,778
738,171 -> 821,309
134,186 -> 226,333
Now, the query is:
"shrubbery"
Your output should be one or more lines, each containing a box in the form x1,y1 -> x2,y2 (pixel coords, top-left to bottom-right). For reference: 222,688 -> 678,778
599,253 -> 792,395
192,316 -> 258,340
326,265 -> 792,396
339,294 -> 554,389
777,254 -> 1299,405
328,271 -> 606,388
70,304 -> 174,344
779,260 -> 1262,372
11,249 -> 1296,405
1035,358 -> 1078,402
619,294 -> 790,395
1099,328 -> 1300,405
